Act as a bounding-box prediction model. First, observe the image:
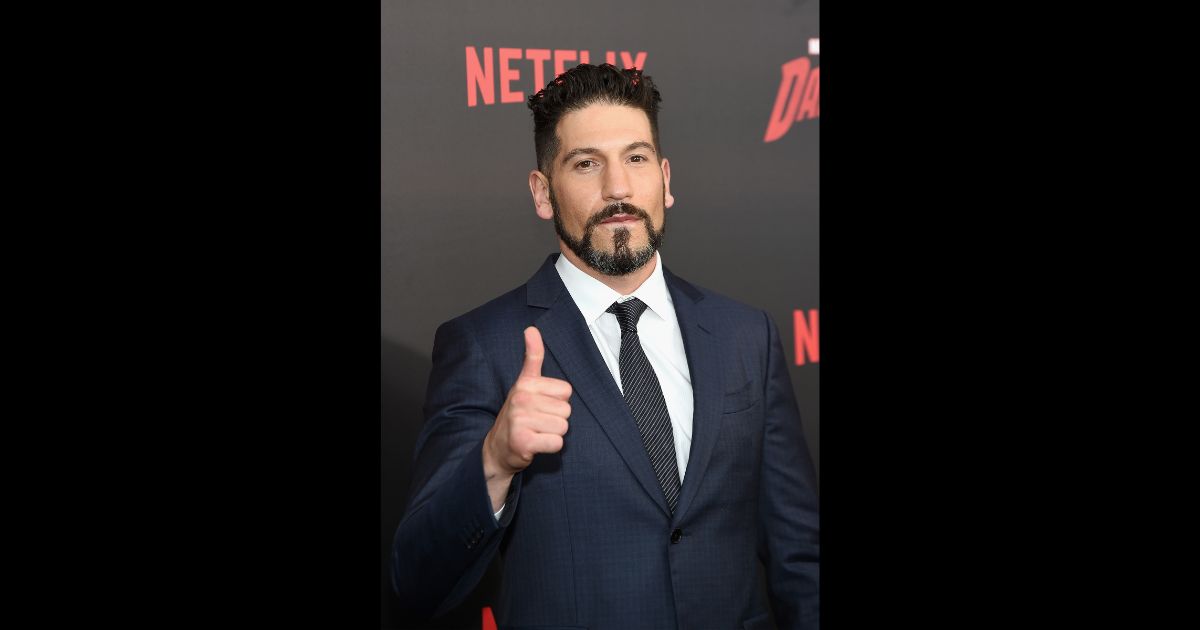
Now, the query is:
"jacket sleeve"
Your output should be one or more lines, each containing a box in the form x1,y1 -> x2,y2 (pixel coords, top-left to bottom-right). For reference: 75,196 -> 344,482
757,310 -> 820,630
391,316 -> 522,619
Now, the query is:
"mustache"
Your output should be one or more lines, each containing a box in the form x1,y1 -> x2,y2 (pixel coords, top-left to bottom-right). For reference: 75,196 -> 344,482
586,202 -> 651,229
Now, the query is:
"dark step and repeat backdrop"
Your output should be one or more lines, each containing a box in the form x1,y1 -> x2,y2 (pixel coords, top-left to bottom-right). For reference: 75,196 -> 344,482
382,1 -> 818,627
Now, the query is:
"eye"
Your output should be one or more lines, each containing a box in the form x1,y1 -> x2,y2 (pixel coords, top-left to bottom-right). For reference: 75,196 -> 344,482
575,159 -> 598,170
629,155 -> 647,163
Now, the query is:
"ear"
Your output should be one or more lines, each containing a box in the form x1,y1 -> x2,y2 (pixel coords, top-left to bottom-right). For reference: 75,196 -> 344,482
529,170 -> 554,220
661,157 -> 674,209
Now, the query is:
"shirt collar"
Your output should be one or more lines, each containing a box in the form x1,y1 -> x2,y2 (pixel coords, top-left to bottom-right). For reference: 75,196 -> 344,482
555,250 -> 674,328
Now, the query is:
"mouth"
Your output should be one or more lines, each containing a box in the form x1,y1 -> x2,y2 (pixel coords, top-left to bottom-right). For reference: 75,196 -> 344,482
599,213 -> 640,225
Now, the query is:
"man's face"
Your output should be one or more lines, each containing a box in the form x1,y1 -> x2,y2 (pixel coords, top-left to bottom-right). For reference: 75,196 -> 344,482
531,103 -> 674,276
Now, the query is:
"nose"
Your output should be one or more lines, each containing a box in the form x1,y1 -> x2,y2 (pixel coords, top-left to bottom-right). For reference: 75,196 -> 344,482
601,162 -> 632,203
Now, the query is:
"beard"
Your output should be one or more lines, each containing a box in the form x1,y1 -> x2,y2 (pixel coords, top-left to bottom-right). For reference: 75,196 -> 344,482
549,185 -> 666,277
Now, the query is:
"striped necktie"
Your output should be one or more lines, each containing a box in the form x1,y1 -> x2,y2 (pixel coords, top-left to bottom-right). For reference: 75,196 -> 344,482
606,297 -> 681,513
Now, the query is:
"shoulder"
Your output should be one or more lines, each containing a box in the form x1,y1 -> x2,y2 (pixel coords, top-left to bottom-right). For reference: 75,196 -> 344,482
665,269 -> 772,330
436,254 -> 559,339
431,275 -> 556,365
434,283 -> 529,337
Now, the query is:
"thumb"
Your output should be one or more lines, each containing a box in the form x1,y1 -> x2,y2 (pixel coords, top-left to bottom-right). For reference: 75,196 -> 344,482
520,326 -> 544,378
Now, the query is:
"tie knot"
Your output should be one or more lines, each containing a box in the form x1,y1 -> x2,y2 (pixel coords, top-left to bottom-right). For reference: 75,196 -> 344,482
606,297 -> 649,335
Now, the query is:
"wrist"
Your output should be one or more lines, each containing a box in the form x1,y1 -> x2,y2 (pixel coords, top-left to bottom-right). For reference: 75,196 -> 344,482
482,433 -> 515,481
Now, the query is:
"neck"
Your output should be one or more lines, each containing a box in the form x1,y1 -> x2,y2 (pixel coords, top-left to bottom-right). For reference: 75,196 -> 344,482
558,243 -> 658,296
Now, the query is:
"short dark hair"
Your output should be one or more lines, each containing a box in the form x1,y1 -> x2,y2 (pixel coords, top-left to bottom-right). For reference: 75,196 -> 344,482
526,63 -> 663,174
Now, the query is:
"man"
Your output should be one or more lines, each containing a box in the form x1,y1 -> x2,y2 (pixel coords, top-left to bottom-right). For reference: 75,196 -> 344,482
393,63 -> 819,630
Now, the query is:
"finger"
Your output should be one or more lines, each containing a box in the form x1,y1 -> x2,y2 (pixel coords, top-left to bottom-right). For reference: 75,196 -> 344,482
520,326 -> 544,378
527,375 -> 572,401
526,432 -> 564,455
520,412 -> 570,436
527,396 -> 571,419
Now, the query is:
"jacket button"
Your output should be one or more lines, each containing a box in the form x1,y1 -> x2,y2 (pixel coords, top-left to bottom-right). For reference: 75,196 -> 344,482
670,528 -> 683,544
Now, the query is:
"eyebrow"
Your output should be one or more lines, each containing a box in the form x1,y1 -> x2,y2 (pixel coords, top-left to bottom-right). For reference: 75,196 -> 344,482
560,141 -> 657,166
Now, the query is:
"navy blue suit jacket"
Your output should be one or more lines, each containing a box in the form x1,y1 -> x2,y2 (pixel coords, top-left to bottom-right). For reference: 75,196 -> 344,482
393,254 -> 819,630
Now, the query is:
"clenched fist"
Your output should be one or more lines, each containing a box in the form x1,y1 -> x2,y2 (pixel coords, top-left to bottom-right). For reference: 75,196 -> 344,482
482,326 -> 572,511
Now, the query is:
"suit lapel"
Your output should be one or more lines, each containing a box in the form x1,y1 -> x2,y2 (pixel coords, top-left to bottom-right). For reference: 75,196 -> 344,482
527,254 -> 672,517
662,266 -> 723,524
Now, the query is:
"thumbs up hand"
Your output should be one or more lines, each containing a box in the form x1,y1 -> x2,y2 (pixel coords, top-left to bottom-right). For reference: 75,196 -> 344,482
482,327 -> 572,511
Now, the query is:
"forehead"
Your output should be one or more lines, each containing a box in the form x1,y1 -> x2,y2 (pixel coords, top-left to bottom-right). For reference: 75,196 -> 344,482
556,103 -> 653,150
